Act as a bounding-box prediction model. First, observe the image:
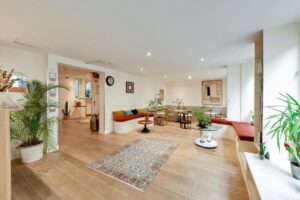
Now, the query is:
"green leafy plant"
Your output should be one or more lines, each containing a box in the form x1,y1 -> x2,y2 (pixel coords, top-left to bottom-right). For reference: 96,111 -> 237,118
147,93 -> 163,113
193,107 -> 211,128
266,93 -> 300,166
85,89 -> 91,98
10,80 -> 68,151
172,98 -> 184,109
0,67 -> 20,91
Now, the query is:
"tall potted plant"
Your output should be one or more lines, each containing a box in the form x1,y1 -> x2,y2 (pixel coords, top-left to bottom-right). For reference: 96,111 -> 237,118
10,80 -> 67,163
146,93 -> 163,120
193,107 -> 211,128
266,93 -> 300,180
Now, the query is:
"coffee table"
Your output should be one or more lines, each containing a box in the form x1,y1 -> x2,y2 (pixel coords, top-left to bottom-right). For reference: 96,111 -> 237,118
138,120 -> 153,133
194,126 -> 220,148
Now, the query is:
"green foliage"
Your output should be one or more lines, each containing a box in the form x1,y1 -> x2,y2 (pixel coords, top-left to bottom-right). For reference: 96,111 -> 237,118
266,93 -> 300,165
193,107 -> 211,128
62,101 -> 70,116
10,80 -> 68,151
0,67 -> 20,91
147,93 -> 163,113
85,89 -> 91,98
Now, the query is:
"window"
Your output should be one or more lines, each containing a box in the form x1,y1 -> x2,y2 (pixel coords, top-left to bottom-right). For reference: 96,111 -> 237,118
85,81 -> 92,98
74,79 -> 79,98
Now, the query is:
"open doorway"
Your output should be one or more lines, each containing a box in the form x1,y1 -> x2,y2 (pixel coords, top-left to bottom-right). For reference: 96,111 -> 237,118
58,63 -> 102,131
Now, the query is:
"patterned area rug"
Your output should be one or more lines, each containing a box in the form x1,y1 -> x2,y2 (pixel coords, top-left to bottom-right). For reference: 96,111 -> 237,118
87,137 -> 178,191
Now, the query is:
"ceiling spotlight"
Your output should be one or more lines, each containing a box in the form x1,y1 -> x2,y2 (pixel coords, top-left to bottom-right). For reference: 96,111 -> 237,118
140,67 -> 144,71
164,74 -> 167,78
201,58 -> 205,62
147,52 -> 152,56
188,75 -> 192,79
208,71 -> 211,74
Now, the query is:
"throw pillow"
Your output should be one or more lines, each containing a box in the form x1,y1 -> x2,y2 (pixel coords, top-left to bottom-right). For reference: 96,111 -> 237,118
114,110 -> 124,118
137,109 -> 145,114
124,110 -> 133,116
131,109 -> 138,115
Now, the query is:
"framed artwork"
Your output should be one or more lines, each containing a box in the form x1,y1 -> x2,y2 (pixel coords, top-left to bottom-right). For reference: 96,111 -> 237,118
126,81 -> 134,93
49,67 -> 56,82
202,80 -> 222,105
159,89 -> 164,101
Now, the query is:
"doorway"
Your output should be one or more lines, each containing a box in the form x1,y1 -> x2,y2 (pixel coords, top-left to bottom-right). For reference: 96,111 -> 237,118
58,63 -> 102,132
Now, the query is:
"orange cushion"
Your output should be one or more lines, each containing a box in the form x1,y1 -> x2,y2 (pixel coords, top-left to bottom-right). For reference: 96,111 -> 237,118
113,110 -> 124,119
137,109 -> 145,114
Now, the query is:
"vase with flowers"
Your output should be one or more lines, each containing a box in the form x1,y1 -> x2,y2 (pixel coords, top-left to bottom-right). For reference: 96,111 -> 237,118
0,67 -> 19,107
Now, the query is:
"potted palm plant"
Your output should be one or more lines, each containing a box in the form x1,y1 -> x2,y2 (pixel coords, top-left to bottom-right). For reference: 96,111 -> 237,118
193,107 -> 211,128
266,93 -> 300,180
10,80 -> 67,163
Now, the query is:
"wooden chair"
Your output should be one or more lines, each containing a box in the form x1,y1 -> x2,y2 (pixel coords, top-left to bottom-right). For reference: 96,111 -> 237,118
180,111 -> 192,129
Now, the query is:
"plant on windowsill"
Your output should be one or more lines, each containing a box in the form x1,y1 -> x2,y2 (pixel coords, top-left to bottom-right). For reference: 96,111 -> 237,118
193,107 -> 211,129
266,93 -> 300,180
10,80 -> 68,163
146,93 -> 163,120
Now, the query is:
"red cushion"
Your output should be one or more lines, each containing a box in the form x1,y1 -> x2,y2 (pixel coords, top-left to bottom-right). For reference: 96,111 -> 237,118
211,118 -> 232,125
231,122 -> 255,142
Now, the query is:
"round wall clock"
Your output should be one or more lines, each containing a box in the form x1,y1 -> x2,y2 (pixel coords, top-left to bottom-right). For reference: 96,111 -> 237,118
106,76 -> 115,86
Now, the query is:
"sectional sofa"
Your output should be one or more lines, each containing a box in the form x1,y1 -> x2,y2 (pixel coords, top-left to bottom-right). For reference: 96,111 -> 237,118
113,109 -> 154,134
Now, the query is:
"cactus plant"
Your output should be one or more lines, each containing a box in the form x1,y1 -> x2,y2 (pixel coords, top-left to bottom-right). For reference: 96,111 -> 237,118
0,67 -> 20,92
62,101 -> 71,119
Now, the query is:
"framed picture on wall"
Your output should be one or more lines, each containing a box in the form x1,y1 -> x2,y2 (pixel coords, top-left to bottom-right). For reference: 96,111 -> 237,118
126,81 -> 134,93
202,80 -> 222,105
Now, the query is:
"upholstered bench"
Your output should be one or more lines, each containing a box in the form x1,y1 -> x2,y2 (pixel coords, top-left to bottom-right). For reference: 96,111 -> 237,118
113,109 -> 154,134
211,118 -> 255,142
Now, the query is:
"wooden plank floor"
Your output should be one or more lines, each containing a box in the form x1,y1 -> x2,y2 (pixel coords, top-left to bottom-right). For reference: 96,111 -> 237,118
12,121 -> 249,200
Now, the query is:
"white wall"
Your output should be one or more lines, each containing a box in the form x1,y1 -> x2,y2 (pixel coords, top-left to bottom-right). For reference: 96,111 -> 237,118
47,54 -> 167,143
263,22 -> 300,159
166,79 -> 227,107
0,45 -> 45,81
227,63 -> 254,122
241,63 -> 254,122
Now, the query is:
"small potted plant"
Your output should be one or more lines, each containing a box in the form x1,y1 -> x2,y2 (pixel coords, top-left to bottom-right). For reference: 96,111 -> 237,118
61,101 -> 71,120
266,93 -> 300,179
10,80 -> 67,163
193,107 -> 211,128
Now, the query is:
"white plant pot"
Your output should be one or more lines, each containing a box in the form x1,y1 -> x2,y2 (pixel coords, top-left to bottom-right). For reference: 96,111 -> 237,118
20,143 -> 44,163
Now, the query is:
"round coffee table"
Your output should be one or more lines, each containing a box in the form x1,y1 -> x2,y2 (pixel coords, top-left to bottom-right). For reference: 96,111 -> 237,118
138,120 -> 153,133
194,126 -> 219,148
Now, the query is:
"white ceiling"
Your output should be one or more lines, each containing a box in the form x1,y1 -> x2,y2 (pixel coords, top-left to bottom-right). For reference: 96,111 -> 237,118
1,0 -> 300,82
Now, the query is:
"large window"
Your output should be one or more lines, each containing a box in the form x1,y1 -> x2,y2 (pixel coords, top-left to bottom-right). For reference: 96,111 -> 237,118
74,79 -> 79,98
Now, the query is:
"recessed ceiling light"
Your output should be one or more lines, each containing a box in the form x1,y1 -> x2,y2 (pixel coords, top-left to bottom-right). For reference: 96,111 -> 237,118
188,75 -> 192,79
201,58 -> 205,62
208,71 -> 211,74
164,74 -> 167,78
147,52 -> 152,56
140,67 -> 144,71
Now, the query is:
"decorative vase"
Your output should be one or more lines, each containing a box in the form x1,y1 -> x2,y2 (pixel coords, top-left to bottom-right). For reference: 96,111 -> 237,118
290,162 -> 300,180
20,143 -> 44,163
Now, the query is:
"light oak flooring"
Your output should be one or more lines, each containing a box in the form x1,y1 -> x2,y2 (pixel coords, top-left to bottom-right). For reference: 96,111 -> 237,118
12,121 -> 249,200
